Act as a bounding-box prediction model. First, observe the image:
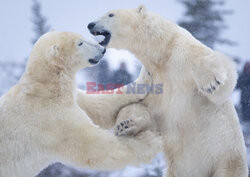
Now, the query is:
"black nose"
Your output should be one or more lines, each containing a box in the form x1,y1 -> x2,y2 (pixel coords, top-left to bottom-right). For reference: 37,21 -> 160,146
102,48 -> 106,55
88,22 -> 96,30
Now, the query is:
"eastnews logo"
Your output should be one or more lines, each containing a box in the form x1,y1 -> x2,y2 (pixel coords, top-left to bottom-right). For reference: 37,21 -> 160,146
86,82 -> 163,94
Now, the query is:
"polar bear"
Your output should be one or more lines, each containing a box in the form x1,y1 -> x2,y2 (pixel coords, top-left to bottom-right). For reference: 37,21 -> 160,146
86,6 -> 248,177
0,31 -> 162,177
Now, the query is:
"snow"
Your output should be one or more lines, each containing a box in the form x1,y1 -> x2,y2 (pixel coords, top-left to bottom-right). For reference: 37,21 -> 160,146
0,0 -> 249,175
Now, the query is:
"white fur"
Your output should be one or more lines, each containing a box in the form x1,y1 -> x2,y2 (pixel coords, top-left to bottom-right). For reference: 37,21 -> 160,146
76,65 -> 153,129
89,6 -> 248,177
0,31 -> 162,177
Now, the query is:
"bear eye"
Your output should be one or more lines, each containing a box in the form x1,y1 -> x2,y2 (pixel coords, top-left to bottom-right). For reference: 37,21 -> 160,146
78,42 -> 83,46
109,13 -> 114,17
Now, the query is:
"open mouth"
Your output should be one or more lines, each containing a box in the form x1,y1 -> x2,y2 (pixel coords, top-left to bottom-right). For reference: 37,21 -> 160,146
90,30 -> 111,47
88,51 -> 105,65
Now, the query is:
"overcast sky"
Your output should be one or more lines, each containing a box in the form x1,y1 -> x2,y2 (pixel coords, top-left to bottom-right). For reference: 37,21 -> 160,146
0,0 -> 249,63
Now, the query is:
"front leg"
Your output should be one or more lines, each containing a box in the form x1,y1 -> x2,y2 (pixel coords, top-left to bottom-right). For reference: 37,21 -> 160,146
53,110 -> 163,170
114,103 -> 153,136
77,66 -> 152,129
191,51 -> 237,104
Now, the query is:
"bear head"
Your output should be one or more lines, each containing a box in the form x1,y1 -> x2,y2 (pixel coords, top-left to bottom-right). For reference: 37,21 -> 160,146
27,31 -> 106,74
87,5 -> 179,68
87,5 -> 148,49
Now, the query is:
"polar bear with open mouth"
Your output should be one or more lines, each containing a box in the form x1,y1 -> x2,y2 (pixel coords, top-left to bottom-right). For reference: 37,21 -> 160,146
86,6 -> 248,177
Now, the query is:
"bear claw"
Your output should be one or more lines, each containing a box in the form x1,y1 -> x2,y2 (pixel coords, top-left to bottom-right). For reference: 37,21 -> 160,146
114,119 -> 136,136
199,75 -> 225,95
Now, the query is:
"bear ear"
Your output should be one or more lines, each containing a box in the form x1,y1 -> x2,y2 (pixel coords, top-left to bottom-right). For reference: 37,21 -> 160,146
49,44 -> 59,57
136,5 -> 147,15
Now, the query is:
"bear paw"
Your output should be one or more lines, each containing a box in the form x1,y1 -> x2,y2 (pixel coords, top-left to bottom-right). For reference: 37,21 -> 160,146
193,60 -> 227,95
199,75 -> 226,94
114,119 -> 137,136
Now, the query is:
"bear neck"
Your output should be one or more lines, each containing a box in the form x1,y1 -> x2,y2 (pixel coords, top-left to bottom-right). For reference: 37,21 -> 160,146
20,58 -> 77,103
127,17 -> 179,74
126,38 -> 172,75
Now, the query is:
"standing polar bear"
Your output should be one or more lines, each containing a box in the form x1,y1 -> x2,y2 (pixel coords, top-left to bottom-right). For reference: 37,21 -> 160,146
0,31 -> 162,177
87,6 -> 248,177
